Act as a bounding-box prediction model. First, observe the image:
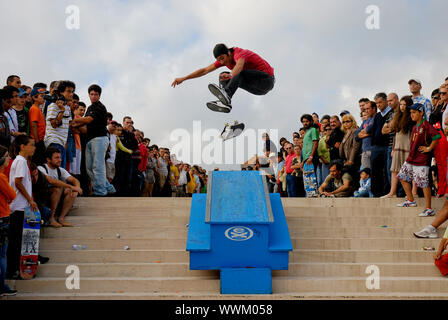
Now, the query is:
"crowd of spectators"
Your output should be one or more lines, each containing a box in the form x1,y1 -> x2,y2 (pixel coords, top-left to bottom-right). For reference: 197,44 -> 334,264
1,74 -> 448,294
0,75 -> 210,295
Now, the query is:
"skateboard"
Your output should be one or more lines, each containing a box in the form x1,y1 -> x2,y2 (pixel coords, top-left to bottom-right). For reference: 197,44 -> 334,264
302,162 -> 318,197
20,206 -> 41,280
221,121 -> 245,141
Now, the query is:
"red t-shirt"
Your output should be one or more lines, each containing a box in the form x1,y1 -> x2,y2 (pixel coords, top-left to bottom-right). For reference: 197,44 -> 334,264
213,47 -> 274,77
285,153 -> 295,174
406,120 -> 441,166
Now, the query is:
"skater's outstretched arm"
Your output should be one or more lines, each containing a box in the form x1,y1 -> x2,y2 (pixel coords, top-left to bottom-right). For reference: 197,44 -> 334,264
171,63 -> 217,87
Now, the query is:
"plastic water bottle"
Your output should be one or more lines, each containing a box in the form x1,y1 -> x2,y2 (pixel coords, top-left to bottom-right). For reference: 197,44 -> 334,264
72,245 -> 82,250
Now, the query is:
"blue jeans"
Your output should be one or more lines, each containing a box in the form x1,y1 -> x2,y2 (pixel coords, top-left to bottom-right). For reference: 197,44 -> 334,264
286,174 -> 297,197
386,146 -> 393,186
0,222 -> 9,292
49,143 -> 66,169
85,136 -> 116,196
354,189 -> 373,198
317,163 -> 330,187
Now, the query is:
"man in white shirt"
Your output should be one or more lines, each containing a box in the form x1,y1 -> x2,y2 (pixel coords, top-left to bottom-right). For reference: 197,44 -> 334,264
38,146 -> 82,228
257,147 -> 277,193
106,121 -> 118,183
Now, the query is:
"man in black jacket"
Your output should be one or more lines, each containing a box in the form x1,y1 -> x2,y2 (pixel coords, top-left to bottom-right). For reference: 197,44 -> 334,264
366,92 -> 394,197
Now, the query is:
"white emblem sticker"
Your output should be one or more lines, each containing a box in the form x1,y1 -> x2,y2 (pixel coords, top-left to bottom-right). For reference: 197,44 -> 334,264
225,226 -> 254,241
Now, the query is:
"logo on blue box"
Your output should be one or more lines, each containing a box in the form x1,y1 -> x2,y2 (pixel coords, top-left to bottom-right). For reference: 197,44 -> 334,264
225,226 -> 254,241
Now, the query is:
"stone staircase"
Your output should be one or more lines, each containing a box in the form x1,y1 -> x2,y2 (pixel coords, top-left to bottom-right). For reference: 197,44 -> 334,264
4,197 -> 448,299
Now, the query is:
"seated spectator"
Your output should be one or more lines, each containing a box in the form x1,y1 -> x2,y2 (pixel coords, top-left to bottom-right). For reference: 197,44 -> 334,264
318,160 -> 354,197
354,168 -> 373,198
38,147 -> 83,227
397,103 -> 440,216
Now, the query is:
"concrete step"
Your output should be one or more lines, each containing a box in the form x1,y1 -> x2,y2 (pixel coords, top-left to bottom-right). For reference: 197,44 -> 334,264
35,262 -> 440,278
58,215 -> 447,228
39,237 -> 440,251
6,291 -> 448,300
7,276 -> 448,295
10,277 -> 220,294
41,226 -> 445,239
38,249 -> 438,264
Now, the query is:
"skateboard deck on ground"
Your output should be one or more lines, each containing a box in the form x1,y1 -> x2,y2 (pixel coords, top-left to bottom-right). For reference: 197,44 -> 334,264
303,162 -> 318,197
20,206 -> 41,280
221,122 -> 245,141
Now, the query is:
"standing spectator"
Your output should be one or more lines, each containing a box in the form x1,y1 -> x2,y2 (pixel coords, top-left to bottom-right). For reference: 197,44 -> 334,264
258,147 -> 276,193
356,100 -> 377,169
29,87 -> 48,165
120,116 -> 138,196
0,89 -> 12,149
6,75 -> 21,89
368,93 -> 394,197
0,145 -> 16,295
2,86 -> 22,142
339,114 -> 361,184
284,143 -> 297,197
358,98 -> 370,117
397,103 -> 440,216
326,116 -> 344,162
7,135 -> 37,279
106,121 -> 118,183
69,103 -> 85,178
44,95 -> 72,169
312,113 -> 322,132
12,88 -> 30,135
382,96 -> 414,198
382,93 -> 399,183
431,89 -> 441,109
176,163 -> 188,197
157,151 -> 169,194
300,114 -> 319,197
317,124 -> 331,186
320,115 -> 331,136
38,147 -> 82,227
112,123 -> 133,196
409,79 -> 433,120
71,84 -> 115,196
169,157 -> 180,197
291,144 -> 305,197
186,165 -> 196,197
429,84 -> 448,197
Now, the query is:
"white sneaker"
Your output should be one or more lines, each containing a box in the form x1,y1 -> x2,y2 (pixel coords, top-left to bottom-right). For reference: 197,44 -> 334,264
208,83 -> 232,106
418,208 -> 435,217
397,200 -> 417,207
413,225 -> 438,239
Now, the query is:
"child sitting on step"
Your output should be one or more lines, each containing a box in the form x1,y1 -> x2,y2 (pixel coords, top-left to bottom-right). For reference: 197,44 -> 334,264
353,168 -> 373,198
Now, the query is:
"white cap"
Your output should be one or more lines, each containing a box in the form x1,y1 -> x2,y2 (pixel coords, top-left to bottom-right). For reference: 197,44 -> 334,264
408,78 -> 422,85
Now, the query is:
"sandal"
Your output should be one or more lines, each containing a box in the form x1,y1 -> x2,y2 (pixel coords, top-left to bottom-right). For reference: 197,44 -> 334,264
49,221 -> 62,228
58,220 -> 73,227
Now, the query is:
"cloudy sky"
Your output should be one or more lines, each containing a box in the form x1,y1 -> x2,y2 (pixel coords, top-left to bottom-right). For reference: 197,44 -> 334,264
1,0 -> 447,169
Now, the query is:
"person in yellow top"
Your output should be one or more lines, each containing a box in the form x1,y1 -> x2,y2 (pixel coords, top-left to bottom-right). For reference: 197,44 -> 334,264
169,158 -> 179,197
186,165 -> 196,197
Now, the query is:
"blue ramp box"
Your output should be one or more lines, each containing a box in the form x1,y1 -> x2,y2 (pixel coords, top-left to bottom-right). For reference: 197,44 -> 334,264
186,171 -> 293,294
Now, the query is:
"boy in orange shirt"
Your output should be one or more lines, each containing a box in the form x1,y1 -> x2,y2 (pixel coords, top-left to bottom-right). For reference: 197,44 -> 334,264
28,87 -> 48,165
0,145 -> 17,296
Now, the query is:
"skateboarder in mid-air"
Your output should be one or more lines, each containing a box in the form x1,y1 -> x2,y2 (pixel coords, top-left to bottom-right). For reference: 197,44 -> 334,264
171,43 -> 275,114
